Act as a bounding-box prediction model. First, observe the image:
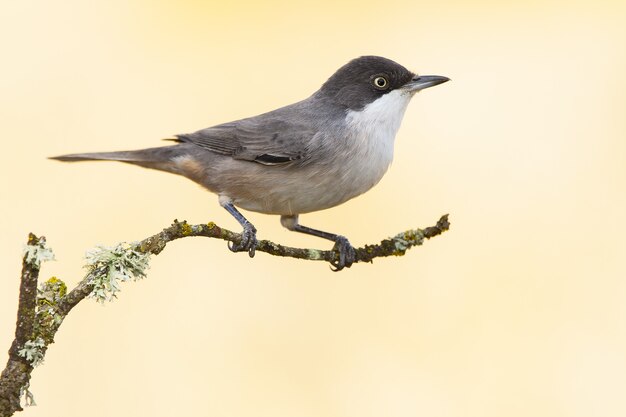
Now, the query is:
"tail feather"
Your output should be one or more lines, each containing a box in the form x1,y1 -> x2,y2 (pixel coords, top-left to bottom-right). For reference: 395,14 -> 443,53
50,145 -> 186,162
49,151 -> 147,162
49,146 -> 187,174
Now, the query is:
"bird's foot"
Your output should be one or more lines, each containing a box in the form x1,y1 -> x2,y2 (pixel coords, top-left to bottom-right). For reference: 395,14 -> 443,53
228,222 -> 258,258
330,236 -> 356,271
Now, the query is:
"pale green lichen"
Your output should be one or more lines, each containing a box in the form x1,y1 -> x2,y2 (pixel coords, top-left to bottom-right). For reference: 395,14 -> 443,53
85,242 -> 151,303
20,382 -> 36,407
22,239 -> 55,268
393,237 -> 410,252
38,277 -> 67,306
18,337 -> 46,367
306,248 -> 324,260
36,277 -> 67,332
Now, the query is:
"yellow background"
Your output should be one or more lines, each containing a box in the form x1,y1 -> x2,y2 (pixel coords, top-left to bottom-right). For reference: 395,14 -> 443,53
1,1 -> 625,416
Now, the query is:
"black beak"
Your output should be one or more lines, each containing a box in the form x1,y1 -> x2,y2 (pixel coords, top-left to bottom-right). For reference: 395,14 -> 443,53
404,75 -> 450,92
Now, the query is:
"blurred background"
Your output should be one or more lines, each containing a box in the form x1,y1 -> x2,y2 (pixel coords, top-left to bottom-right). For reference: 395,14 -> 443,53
1,0 -> 625,416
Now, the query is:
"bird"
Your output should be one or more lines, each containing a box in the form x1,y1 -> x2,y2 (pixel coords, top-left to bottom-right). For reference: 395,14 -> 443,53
51,56 -> 449,271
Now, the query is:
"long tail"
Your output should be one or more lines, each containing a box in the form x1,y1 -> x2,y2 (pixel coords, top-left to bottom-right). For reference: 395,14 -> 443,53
49,145 -> 185,173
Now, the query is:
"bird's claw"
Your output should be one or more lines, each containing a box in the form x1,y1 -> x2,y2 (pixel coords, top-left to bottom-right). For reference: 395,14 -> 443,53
228,222 -> 258,258
330,236 -> 356,271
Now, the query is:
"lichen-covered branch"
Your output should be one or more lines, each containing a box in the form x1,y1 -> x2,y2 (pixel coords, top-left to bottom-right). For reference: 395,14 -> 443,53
0,214 -> 449,416
0,235 -> 52,417
134,214 -> 450,261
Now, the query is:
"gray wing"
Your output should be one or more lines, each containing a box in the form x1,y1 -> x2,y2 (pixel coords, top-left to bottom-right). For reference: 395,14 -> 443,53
175,109 -> 318,166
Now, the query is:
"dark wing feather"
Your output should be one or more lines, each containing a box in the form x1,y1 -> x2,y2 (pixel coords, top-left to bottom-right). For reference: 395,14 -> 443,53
175,111 -> 316,166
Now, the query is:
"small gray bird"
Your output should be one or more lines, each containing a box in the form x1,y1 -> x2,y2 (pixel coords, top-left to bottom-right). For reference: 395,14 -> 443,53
51,56 -> 449,270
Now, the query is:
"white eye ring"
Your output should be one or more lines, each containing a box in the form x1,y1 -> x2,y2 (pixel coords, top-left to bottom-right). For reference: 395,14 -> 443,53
373,76 -> 389,90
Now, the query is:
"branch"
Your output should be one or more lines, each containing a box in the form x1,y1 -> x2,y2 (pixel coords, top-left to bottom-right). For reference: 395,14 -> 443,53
136,214 -> 450,260
0,214 -> 449,416
0,235 -> 51,416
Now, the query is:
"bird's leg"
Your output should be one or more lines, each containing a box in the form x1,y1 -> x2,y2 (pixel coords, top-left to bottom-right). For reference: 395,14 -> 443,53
280,215 -> 356,271
221,201 -> 257,257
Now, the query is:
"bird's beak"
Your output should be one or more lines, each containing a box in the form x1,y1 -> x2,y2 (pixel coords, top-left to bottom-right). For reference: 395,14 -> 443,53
403,75 -> 450,92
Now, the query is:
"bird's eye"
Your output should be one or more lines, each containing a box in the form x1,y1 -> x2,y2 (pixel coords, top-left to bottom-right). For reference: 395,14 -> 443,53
372,76 -> 389,90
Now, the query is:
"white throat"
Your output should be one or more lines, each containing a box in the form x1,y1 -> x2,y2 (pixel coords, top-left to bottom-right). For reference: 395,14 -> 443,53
346,89 -> 413,139
344,89 -> 413,167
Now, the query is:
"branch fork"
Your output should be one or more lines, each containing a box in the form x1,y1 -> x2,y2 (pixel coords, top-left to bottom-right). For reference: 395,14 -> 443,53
0,215 -> 449,416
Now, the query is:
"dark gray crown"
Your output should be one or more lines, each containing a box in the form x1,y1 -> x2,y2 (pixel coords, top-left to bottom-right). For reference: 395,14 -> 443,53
317,56 -> 415,111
